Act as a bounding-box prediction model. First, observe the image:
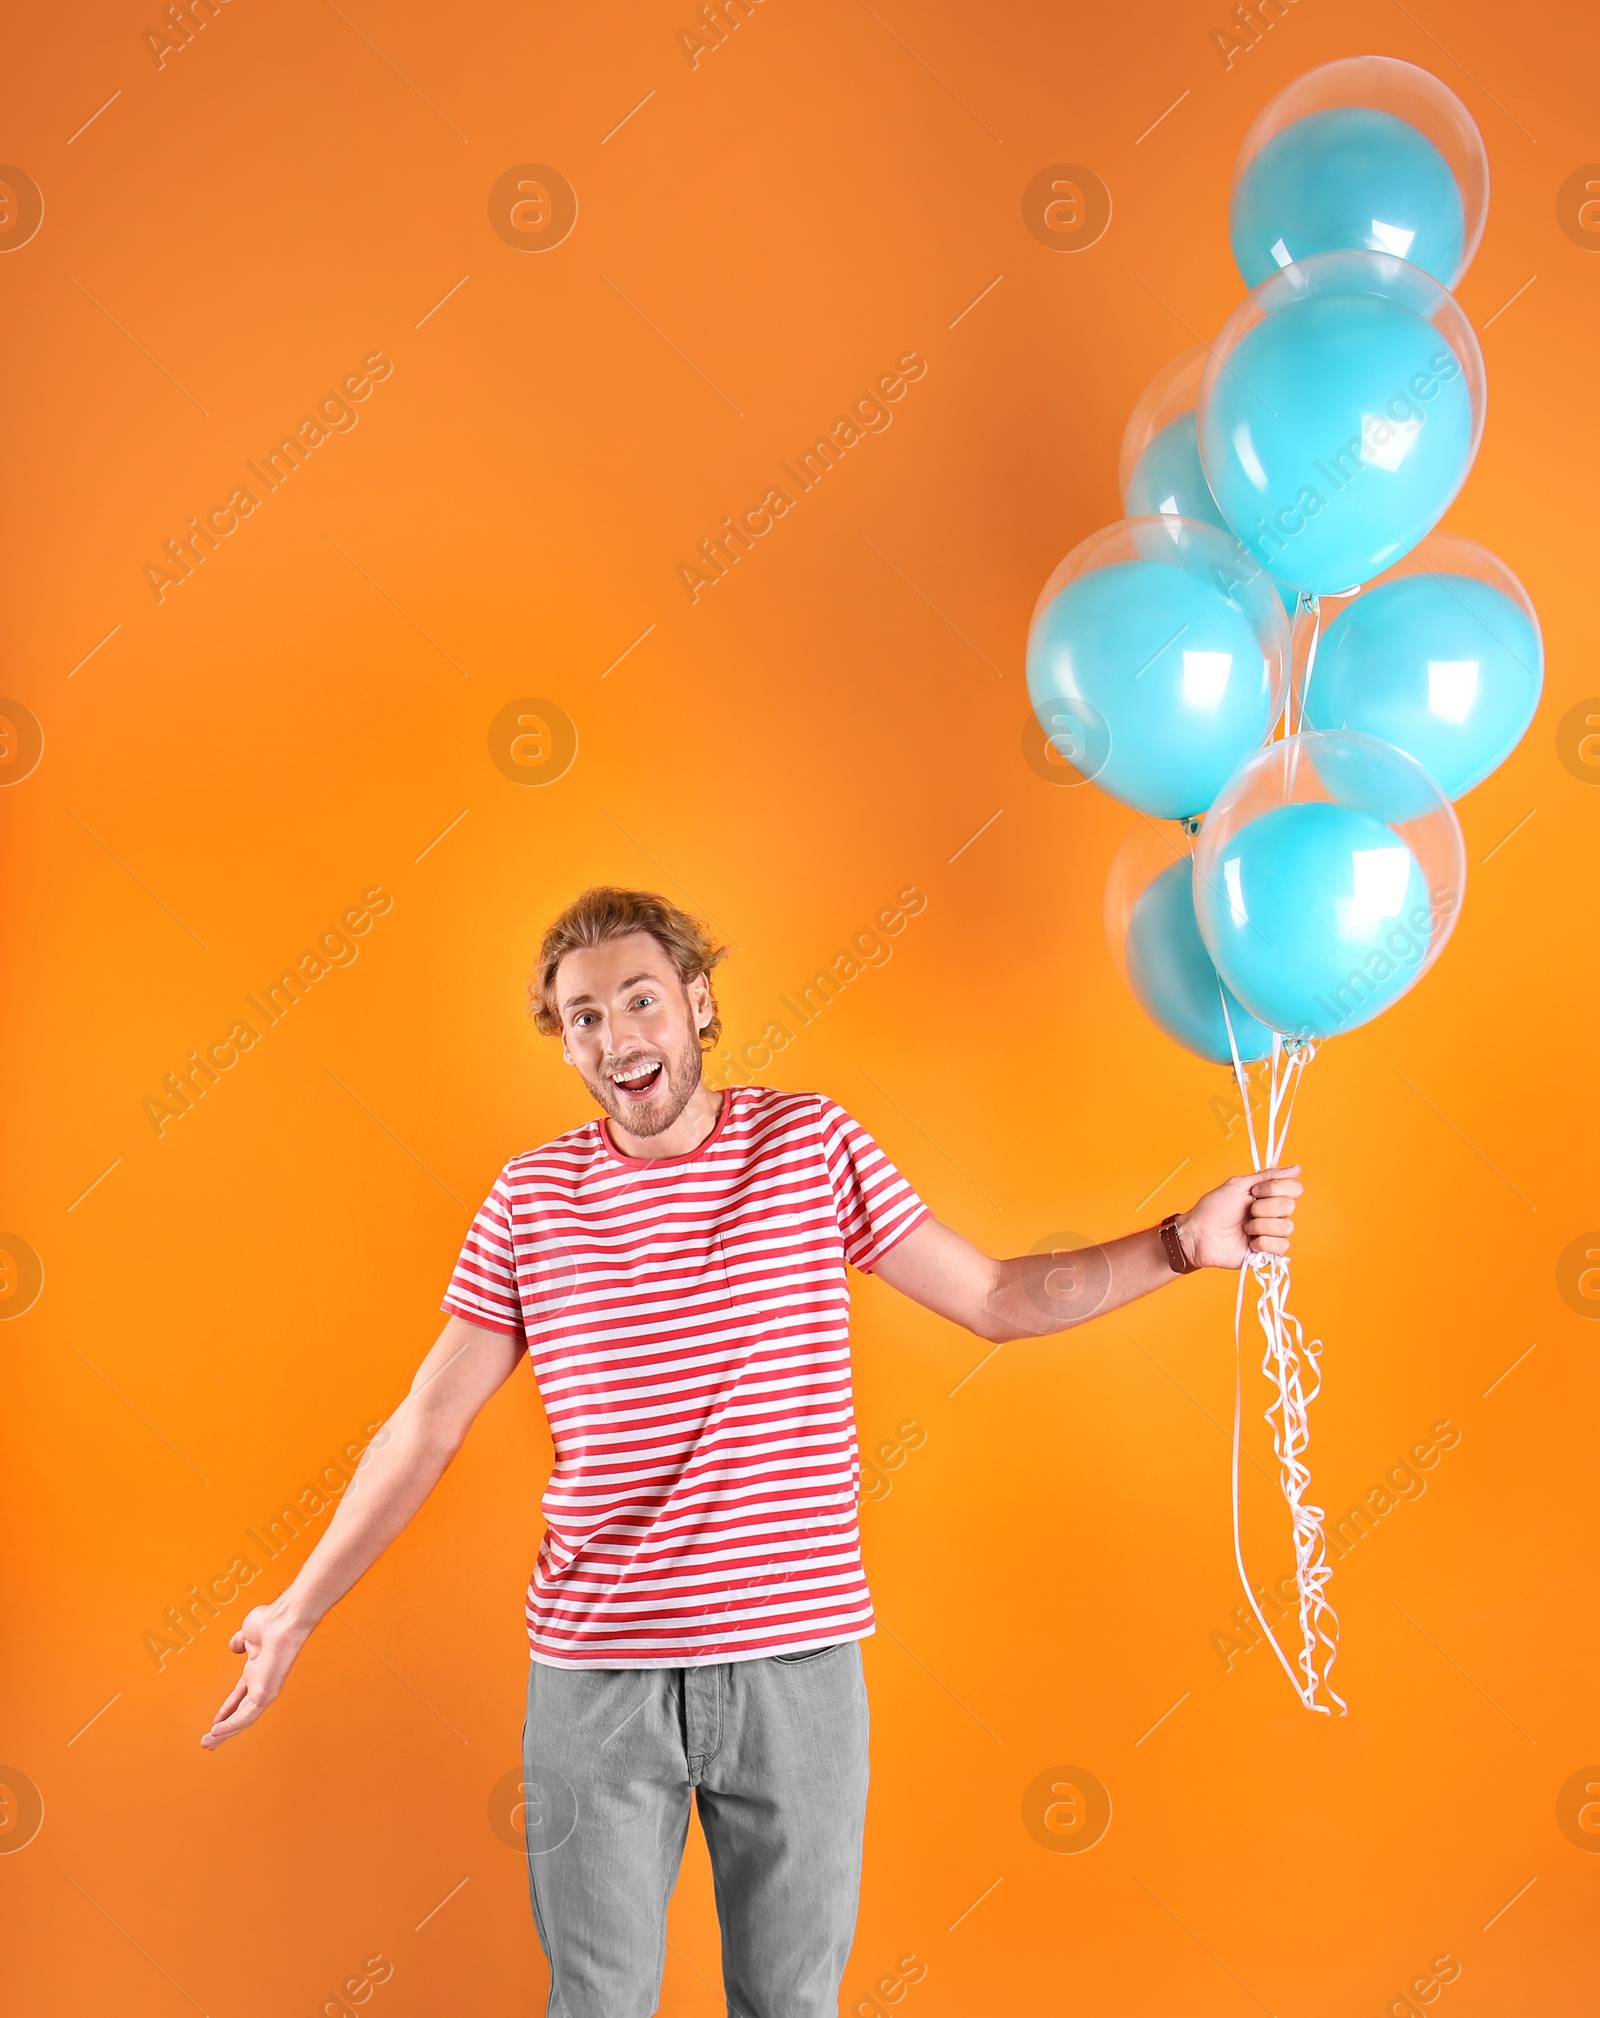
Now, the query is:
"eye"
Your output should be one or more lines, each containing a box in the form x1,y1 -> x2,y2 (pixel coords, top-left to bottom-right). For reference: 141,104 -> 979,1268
631,994 -> 654,1011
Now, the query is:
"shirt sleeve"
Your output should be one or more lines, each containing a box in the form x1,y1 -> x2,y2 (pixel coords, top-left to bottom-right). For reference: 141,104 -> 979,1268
441,1167 -> 526,1340
818,1098 -> 931,1273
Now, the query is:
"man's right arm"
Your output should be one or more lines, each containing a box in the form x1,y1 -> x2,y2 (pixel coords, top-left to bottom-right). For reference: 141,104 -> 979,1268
200,1314 -> 524,1750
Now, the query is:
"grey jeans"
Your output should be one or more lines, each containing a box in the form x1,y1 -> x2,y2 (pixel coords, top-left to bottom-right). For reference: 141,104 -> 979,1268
521,1639 -> 870,2018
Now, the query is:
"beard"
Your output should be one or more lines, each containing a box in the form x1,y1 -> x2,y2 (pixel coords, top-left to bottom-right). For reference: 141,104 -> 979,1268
585,1026 -> 707,1138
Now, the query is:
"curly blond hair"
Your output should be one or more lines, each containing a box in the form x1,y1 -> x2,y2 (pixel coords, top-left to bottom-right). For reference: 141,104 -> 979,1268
529,886 -> 729,1046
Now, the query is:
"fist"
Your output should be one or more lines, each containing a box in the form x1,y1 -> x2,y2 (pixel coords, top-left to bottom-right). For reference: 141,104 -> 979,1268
1178,1166 -> 1302,1270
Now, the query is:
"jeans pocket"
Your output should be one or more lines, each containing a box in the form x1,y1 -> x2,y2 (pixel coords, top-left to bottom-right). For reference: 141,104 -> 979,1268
772,1642 -> 842,1664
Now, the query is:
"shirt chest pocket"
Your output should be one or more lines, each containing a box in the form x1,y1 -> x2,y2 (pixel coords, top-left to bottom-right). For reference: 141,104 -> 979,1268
698,1233 -> 737,1309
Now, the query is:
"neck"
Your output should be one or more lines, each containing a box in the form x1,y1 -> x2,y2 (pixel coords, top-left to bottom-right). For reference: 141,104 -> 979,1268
606,1081 -> 725,1160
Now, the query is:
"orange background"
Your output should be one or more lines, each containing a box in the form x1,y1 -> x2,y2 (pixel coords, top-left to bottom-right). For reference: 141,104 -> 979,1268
4,0 -> 1599,2010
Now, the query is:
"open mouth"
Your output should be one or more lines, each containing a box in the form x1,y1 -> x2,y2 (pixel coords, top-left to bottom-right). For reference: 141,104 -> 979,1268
609,1057 -> 665,1103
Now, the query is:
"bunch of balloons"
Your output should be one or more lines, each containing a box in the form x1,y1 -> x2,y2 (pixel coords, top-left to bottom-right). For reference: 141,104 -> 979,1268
1026,58 -> 1541,1714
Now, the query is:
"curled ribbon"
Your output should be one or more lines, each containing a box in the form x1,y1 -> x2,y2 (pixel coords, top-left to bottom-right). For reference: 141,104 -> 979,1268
1218,1020 -> 1346,1715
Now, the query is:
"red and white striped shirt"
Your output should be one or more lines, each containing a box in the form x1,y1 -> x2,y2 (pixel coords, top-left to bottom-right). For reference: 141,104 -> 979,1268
441,1085 -> 928,1668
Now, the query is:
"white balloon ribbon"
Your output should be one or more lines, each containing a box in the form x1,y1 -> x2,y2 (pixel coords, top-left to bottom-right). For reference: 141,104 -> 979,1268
1219,1014 -> 1347,1716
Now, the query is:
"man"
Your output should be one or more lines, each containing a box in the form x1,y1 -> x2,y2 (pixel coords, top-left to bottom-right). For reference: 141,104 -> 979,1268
204,885 -> 1301,2017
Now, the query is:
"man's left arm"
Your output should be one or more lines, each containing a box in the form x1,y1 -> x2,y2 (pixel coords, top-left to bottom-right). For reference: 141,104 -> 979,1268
871,1167 -> 1302,1342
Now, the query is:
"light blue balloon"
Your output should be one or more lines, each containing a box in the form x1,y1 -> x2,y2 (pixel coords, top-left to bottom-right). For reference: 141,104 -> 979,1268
1232,107 -> 1468,291
1127,412 -> 1298,616
1194,800 -> 1434,1040
1127,412 -> 1225,526
1304,730 -> 1443,825
1027,557 -> 1276,819
1200,290 -> 1476,593
1303,573 -> 1543,798
1125,857 -> 1274,1063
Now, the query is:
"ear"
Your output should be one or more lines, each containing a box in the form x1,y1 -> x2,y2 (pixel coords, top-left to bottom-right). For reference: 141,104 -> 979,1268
686,972 -> 714,1035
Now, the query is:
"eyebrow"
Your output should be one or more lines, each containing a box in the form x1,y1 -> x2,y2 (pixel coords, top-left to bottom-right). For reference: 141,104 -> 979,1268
560,973 -> 664,1014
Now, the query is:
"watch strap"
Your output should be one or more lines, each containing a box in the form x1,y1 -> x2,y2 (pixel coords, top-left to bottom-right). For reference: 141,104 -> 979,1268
1159,1213 -> 1198,1275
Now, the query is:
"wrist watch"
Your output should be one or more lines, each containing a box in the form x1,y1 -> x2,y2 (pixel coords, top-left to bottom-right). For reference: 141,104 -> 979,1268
1158,1212 -> 1199,1275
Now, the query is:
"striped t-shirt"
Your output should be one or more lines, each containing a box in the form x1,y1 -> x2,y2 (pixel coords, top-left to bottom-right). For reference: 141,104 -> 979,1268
441,1084 -> 929,1668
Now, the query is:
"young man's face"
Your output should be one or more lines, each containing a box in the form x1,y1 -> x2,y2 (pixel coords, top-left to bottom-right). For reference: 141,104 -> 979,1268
556,931 -> 714,1139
